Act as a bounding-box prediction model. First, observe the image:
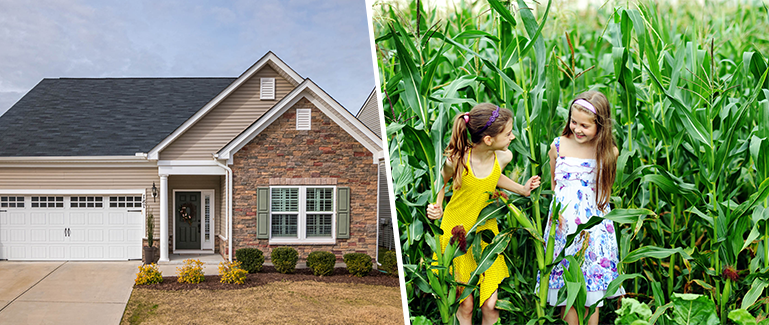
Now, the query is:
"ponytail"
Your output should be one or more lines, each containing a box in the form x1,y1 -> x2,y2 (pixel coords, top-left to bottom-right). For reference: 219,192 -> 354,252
445,113 -> 471,190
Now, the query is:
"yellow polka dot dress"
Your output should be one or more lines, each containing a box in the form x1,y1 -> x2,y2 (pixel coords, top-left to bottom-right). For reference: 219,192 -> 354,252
439,151 -> 509,306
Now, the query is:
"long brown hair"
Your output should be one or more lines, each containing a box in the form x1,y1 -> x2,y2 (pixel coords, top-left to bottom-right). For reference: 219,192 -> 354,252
561,91 -> 616,211
445,103 -> 512,190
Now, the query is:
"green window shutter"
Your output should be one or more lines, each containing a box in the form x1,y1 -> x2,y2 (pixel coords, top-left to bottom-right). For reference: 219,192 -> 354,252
337,187 -> 350,239
257,187 -> 269,239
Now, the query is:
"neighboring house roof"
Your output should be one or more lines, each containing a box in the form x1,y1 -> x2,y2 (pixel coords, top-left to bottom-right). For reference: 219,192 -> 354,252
355,88 -> 381,139
0,77 -> 235,157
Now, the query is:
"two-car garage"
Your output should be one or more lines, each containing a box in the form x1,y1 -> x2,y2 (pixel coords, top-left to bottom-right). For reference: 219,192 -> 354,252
0,194 -> 144,260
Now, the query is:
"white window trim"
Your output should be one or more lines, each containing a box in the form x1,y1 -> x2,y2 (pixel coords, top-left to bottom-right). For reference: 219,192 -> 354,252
260,77 -> 275,100
269,185 -> 336,245
296,108 -> 311,130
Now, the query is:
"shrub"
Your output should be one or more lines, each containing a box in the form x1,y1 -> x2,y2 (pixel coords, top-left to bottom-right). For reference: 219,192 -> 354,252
381,250 -> 398,277
218,260 -> 248,284
235,248 -> 265,273
307,251 -> 336,276
271,247 -> 298,274
176,259 -> 205,284
343,253 -> 372,277
135,263 -> 163,285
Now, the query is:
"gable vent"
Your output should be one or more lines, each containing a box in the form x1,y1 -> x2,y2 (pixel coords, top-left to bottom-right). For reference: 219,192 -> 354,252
260,78 -> 275,100
296,109 -> 311,130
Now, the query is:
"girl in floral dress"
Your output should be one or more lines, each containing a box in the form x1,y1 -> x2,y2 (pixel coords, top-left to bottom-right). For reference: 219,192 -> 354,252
540,91 -> 625,325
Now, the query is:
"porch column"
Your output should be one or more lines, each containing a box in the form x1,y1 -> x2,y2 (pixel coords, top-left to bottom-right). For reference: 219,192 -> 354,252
159,174 -> 169,262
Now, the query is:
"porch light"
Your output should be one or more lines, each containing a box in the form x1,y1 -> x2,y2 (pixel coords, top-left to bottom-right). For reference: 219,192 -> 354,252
152,182 -> 158,202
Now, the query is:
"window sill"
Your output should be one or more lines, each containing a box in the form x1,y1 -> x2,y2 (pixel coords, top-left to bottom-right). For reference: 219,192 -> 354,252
268,238 -> 336,245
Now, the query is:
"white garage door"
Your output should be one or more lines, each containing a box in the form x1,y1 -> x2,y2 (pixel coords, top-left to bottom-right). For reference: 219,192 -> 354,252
0,195 -> 143,260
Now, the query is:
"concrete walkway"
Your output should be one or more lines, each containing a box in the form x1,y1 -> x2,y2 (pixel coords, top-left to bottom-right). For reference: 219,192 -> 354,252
0,261 -> 140,325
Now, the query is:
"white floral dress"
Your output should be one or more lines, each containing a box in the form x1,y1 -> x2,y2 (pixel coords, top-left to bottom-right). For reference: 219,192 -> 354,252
538,136 -> 625,307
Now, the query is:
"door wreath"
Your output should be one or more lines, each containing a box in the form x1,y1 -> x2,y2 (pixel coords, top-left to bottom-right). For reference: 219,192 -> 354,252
179,203 -> 196,225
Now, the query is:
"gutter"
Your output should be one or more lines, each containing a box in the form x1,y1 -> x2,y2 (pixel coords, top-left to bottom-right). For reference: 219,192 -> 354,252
214,155 -> 233,263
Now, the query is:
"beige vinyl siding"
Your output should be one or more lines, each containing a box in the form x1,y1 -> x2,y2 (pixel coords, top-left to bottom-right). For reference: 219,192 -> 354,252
167,175 -> 221,240
0,167 -> 161,240
161,66 -> 295,160
357,91 -> 382,139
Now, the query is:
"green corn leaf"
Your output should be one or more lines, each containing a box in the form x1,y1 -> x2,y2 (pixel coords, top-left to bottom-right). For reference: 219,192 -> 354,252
741,278 -> 769,309
402,125 -> 435,174
622,246 -> 692,264
649,302 -> 674,325
404,264 -> 432,294
487,0 -> 516,27
457,231 -> 512,302
494,299 -> 521,312
390,24 -> 427,127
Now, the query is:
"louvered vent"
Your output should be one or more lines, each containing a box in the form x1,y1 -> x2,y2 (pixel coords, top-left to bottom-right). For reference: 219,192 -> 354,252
296,109 -> 311,130
260,78 -> 275,100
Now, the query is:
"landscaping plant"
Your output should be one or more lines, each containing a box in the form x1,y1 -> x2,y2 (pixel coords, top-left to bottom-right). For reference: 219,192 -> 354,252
218,260 -> 248,284
307,251 -> 336,276
373,0 -> 769,323
235,247 -> 265,273
135,263 -> 163,285
271,247 -> 298,274
176,259 -> 205,284
343,253 -> 373,277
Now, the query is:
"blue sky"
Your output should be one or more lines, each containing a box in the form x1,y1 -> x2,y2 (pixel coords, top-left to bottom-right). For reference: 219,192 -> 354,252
0,0 -> 376,116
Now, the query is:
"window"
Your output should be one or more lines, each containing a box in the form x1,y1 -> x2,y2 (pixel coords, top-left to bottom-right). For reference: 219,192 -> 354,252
270,186 -> 335,242
260,77 -> 275,100
31,196 -> 63,208
0,196 -> 24,208
109,196 -> 142,208
70,196 -> 104,208
296,109 -> 311,130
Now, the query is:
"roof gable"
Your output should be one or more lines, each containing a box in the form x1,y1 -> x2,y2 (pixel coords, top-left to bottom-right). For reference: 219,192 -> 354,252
217,79 -> 382,164
148,52 -> 302,160
0,78 -> 235,157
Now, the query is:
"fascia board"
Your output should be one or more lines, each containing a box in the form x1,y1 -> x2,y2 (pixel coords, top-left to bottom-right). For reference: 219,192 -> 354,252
147,52 -> 303,160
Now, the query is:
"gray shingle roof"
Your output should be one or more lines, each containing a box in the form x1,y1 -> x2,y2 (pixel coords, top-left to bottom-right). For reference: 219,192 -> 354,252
0,78 -> 236,157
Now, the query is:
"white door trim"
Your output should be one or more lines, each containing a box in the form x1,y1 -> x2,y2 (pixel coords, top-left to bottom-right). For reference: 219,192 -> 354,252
171,189 -> 215,253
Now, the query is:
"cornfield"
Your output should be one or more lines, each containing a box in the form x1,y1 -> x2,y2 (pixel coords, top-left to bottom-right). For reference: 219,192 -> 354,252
373,0 -> 769,324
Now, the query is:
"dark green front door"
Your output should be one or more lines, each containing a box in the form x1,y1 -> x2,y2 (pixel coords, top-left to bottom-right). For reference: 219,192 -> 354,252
175,191 -> 201,250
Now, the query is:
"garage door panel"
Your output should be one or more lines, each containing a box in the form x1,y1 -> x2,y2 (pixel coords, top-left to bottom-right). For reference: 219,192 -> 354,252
0,195 -> 143,261
69,213 -> 86,225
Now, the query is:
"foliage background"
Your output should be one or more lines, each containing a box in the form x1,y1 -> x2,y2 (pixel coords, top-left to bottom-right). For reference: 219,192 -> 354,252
373,0 -> 769,323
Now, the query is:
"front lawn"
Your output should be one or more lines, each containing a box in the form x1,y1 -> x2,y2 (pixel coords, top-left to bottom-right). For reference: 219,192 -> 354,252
121,280 -> 403,324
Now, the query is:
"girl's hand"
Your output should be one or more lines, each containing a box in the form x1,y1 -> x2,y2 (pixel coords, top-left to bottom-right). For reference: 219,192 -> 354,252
525,175 -> 541,196
427,203 -> 443,220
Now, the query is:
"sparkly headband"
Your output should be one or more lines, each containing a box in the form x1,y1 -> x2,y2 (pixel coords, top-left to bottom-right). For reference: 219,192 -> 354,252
474,106 -> 500,135
573,99 -> 597,114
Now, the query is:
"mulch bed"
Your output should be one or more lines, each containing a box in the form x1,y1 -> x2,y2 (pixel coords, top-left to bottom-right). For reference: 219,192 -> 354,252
137,266 -> 399,290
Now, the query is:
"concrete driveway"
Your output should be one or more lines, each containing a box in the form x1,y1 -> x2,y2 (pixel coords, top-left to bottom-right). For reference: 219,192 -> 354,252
0,261 -> 140,325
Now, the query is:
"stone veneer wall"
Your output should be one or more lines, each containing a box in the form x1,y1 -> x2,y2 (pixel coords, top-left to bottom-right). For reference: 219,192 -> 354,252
230,97 -> 377,261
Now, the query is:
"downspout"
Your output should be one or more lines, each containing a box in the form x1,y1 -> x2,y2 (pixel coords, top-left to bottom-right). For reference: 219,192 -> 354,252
375,157 -> 381,266
214,155 -> 233,263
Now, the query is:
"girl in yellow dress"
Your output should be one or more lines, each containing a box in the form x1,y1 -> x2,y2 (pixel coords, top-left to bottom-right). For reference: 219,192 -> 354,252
427,103 -> 541,325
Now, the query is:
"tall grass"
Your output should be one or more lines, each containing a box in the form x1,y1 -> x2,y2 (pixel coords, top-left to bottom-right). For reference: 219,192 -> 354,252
374,0 -> 769,323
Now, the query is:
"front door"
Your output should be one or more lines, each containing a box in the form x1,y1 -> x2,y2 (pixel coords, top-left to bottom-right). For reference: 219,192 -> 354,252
175,192 -> 201,250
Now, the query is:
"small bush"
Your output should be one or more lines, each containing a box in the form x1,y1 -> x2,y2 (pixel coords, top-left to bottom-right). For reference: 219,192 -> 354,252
271,247 -> 298,274
381,250 -> 398,277
307,251 -> 336,276
218,260 -> 248,284
235,248 -> 265,273
135,263 -> 163,285
176,259 -> 205,284
343,253 -> 372,277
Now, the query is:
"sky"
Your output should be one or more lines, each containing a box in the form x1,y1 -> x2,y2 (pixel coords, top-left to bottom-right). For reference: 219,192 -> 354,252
0,0 -> 377,116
